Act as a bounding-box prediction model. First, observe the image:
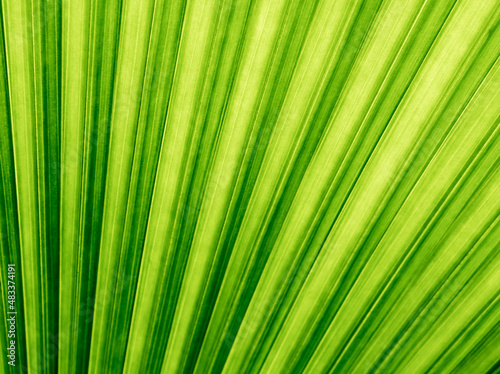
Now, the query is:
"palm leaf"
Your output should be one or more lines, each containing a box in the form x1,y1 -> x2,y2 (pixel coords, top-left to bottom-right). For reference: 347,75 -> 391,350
0,0 -> 499,373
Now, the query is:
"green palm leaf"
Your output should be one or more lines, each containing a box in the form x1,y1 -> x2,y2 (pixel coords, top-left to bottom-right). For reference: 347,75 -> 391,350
0,0 -> 499,373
